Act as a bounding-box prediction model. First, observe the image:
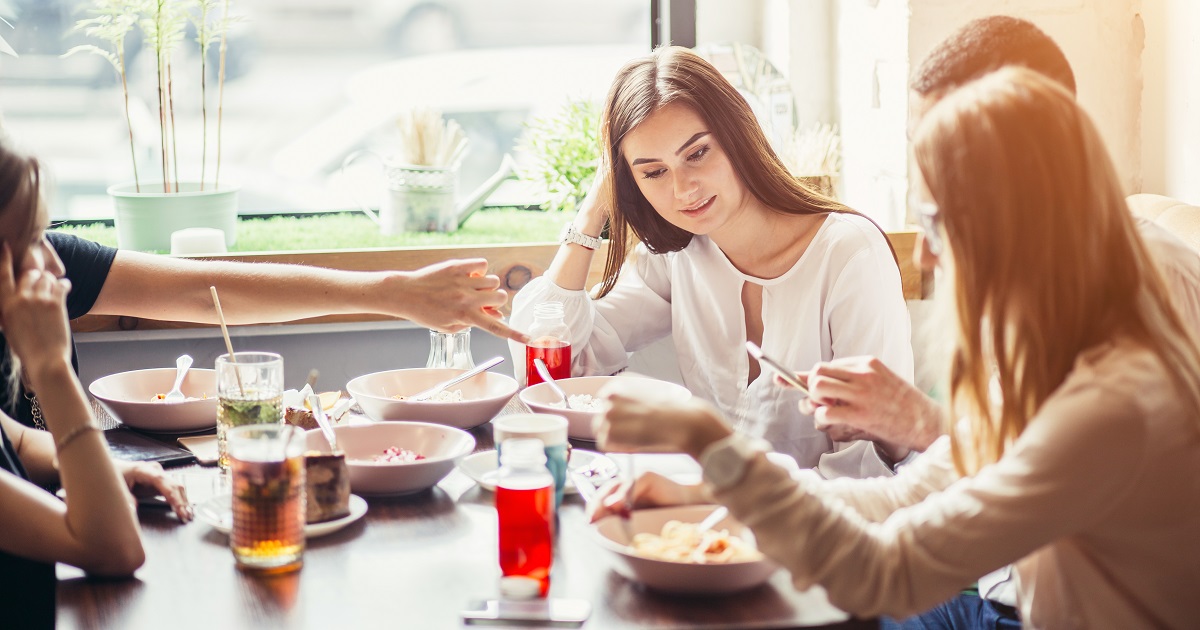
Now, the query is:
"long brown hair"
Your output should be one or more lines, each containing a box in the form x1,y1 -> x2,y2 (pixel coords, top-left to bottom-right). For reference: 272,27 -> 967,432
0,141 -> 43,403
913,67 -> 1200,474
596,46 -> 870,297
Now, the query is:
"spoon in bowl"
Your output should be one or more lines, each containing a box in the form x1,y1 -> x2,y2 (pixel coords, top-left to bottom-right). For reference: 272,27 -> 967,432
407,355 -> 505,402
163,354 -> 193,402
533,358 -> 574,410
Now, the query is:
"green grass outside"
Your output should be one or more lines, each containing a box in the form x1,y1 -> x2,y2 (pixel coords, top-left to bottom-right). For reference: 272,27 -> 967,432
54,208 -> 566,253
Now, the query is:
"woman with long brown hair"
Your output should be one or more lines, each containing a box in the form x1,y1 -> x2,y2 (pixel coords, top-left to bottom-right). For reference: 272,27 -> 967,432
592,67 -> 1200,628
0,142 -> 191,627
509,46 -> 913,475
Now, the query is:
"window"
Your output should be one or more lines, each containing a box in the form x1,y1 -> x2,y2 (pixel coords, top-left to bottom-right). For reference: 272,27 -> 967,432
0,0 -> 649,221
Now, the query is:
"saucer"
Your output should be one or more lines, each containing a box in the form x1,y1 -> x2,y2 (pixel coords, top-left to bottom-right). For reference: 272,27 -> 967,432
197,494 -> 368,538
457,449 -> 618,494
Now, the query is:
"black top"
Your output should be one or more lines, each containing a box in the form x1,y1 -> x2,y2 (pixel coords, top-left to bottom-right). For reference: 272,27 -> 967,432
0,232 -> 117,427
0,423 -> 56,627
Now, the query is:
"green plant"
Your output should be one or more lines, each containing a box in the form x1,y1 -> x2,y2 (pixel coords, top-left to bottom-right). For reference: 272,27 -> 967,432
68,0 -> 238,193
515,98 -> 601,213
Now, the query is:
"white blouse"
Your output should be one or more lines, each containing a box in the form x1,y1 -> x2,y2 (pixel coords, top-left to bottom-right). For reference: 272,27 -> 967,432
509,212 -> 914,477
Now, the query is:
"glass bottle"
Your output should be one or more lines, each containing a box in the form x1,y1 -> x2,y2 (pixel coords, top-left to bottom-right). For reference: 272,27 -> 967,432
426,329 -> 475,370
525,302 -> 571,386
495,438 -> 555,598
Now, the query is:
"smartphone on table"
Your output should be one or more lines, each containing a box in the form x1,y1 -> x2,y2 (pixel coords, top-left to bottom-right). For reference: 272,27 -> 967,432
745,341 -> 809,395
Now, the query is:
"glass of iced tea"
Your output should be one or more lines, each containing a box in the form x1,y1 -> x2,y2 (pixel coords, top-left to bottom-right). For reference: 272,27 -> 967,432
216,352 -> 285,471
228,423 -> 306,573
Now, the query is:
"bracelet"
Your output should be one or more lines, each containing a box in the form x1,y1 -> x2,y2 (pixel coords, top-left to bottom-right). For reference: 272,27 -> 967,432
559,222 -> 603,251
55,423 -> 100,454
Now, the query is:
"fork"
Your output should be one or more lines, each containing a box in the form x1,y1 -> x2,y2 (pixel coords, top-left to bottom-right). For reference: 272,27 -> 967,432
163,354 -> 193,402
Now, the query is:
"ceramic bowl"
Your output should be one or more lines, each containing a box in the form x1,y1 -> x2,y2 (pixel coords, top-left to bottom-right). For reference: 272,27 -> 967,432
89,368 -> 218,433
592,504 -> 777,594
347,368 -> 517,429
519,376 -> 691,440
306,421 -> 475,496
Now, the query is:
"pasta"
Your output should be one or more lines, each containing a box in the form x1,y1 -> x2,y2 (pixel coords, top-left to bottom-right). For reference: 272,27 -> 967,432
629,520 -> 762,564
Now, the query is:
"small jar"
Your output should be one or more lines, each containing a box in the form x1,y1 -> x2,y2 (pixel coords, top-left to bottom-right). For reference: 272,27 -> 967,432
495,438 -> 555,598
426,329 -> 475,370
525,302 -> 571,386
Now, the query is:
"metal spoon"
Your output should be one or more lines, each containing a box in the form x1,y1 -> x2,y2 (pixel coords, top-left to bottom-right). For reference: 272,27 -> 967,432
407,355 -> 505,402
307,393 -> 339,454
533,358 -> 574,410
163,354 -> 193,402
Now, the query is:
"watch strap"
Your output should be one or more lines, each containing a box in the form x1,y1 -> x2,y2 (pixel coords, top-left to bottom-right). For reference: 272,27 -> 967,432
559,223 -> 603,250
699,432 -> 769,489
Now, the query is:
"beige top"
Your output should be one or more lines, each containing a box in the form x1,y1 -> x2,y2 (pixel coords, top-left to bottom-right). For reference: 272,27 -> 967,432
715,339 -> 1200,629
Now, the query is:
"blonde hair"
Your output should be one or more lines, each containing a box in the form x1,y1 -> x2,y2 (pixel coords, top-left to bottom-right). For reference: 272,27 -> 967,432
913,67 -> 1200,474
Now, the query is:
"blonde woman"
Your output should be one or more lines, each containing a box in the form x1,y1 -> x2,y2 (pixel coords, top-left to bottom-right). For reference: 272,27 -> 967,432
509,47 -> 913,476
0,145 -> 190,627
593,67 -> 1200,628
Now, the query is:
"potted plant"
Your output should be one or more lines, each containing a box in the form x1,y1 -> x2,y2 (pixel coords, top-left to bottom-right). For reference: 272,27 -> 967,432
69,0 -> 240,252
515,97 -> 601,213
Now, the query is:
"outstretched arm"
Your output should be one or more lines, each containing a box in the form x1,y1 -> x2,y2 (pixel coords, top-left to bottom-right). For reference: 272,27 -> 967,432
91,252 -> 528,343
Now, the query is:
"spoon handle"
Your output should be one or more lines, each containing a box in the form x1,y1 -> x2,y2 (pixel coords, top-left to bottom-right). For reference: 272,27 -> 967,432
410,355 -> 505,401
308,393 -> 339,453
533,358 -> 571,407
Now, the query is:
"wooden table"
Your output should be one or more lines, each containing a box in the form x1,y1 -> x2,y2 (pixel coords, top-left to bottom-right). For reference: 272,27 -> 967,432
61,402 -> 876,629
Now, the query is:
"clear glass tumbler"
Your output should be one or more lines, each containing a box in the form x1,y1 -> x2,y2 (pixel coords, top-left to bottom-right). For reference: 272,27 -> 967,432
216,352 -> 285,471
426,329 -> 475,370
228,424 -> 306,573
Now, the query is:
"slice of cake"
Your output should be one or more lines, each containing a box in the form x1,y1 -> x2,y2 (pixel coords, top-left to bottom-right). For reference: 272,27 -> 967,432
304,452 -> 351,523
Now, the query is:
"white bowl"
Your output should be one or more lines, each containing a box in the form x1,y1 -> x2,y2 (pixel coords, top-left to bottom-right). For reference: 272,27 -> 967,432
306,422 -> 476,496
89,368 -> 218,433
346,368 -> 518,429
520,376 -> 691,440
593,505 -> 777,594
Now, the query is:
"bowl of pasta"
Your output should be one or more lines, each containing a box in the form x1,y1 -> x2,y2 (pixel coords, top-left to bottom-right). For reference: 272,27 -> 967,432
592,504 -> 776,594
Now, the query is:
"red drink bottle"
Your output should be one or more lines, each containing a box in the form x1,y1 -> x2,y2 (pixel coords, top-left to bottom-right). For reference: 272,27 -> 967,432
496,438 -> 555,597
525,302 -> 571,386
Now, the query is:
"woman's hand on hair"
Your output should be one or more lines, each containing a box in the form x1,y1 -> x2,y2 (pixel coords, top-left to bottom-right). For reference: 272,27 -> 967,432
575,169 -> 612,236
116,460 -> 194,523
587,471 -> 706,523
796,356 -> 944,452
0,243 -> 72,384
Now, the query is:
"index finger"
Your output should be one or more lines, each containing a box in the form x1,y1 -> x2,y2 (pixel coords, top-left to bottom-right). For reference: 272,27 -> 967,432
469,310 -> 530,344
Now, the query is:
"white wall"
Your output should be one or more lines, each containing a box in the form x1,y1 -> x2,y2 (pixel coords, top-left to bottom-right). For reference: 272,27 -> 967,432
1160,0 -> 1200,204
835,0 -> 910,229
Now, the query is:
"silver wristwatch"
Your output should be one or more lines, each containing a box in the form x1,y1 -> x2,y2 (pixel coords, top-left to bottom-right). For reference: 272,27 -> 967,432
699,433 -> 770,489
559,223 -> 603,250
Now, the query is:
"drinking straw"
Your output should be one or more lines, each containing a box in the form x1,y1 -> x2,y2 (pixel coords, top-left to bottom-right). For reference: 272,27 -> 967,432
209,285 -> 244,396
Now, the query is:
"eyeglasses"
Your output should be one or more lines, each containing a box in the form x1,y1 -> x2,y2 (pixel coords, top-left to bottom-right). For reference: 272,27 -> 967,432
911,197 -> 943,256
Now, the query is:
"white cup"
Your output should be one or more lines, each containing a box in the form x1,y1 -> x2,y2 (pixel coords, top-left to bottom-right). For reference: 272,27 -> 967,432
171,227 -> 228,255
494,413 -> 569,506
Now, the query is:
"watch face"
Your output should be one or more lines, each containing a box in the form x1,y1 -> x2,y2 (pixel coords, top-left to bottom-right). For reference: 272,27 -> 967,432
703,444 -> 746,489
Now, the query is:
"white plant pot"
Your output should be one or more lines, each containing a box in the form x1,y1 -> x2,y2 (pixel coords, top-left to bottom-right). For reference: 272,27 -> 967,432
108,182 -> 239,252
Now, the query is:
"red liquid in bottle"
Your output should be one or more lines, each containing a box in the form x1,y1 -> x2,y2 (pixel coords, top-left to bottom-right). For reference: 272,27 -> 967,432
496,485 -> 554,596
526,340 -> 571,386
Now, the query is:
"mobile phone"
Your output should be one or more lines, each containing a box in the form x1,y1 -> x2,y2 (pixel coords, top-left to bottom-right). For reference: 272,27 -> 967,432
104,427 -> 197,468
461,598 -> 591,627
745,341 -> 809,395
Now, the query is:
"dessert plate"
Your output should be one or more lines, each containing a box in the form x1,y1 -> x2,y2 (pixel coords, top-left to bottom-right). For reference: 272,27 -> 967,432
197,494 -> 368,538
